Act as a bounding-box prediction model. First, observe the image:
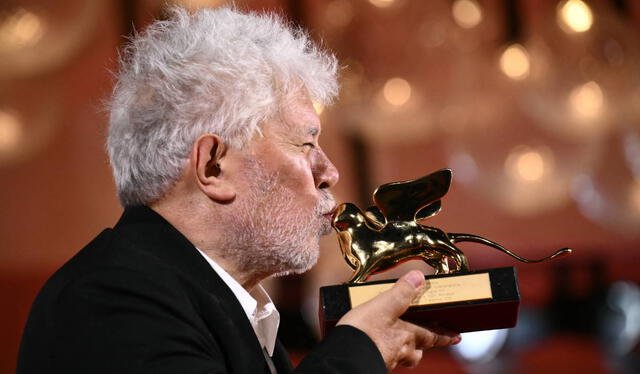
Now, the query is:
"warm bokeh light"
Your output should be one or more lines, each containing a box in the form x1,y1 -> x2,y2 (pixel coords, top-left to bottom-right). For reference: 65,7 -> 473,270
312,102 -> 325,115
369,0 -> 396,9
557,0 -> 593,33
499,43 -> 530,80
325,0 -> 354,29
173,0 -> 226,10
0,8 -> 45,51
451,0 -> 483,29
569,81 -> 604,119
0,110 -> 23,154
505,145 -> 554,182
382,78 -> 412,107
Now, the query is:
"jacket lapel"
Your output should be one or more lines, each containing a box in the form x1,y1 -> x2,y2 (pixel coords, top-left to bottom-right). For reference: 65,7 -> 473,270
272,340 -> 294,373
114,206 -> 275,373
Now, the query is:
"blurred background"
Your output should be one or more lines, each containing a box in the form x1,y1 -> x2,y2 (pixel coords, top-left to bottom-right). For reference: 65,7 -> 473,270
1,0 -> 639,373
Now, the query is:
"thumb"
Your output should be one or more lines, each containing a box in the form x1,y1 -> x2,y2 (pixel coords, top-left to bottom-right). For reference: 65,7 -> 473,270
379,270 -> 425,318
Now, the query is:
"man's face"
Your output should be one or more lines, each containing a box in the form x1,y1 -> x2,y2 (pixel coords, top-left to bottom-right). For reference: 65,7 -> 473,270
222,93 -> 339,276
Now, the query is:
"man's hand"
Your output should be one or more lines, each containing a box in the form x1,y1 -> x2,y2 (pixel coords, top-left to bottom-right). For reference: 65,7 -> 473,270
336,270 -> 461,371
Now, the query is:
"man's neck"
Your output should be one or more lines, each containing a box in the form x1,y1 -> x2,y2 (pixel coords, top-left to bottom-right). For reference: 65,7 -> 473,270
150,198 -> 266,291
198,247 -> 267,291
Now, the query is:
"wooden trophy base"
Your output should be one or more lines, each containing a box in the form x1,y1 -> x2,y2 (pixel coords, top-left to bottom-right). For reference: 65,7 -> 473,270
319,267 -> 520,336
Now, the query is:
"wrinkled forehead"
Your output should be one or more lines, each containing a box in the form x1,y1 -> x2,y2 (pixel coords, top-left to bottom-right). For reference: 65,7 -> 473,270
264,91 -> 321,137
236,91 -> 322,154
280,92 -> 320,131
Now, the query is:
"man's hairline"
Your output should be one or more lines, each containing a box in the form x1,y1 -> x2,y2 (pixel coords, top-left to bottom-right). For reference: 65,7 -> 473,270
229,88 -> 323,150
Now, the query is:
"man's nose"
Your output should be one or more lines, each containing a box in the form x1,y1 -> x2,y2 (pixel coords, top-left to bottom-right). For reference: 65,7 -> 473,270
315,151 -> 339,190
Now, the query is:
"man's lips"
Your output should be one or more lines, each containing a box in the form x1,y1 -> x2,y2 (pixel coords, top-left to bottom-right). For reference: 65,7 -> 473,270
322,206 -> 337,220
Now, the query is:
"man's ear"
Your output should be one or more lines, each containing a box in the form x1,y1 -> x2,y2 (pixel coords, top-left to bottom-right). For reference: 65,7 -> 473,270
192,134 -> 236,202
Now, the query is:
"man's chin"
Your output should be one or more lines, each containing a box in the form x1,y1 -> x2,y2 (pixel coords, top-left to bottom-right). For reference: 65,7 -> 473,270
272,245 -> 319,277
272,262 -> 314,278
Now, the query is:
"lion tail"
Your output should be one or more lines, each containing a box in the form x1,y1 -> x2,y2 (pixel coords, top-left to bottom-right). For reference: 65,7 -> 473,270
448,233 -> 572,263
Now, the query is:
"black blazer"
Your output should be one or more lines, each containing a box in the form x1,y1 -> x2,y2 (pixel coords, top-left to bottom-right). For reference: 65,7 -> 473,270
17,206 -> 386,374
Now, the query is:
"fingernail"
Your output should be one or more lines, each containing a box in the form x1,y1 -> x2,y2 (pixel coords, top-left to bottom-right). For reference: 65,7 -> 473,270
403,271 -> 424,289
452,335 -> 462,345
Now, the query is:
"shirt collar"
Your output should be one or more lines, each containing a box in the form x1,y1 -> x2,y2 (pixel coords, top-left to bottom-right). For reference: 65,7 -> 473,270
195,248 -> 280,356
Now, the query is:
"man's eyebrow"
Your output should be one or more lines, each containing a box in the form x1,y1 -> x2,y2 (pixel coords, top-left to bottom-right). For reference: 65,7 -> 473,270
309,127 -> 319,136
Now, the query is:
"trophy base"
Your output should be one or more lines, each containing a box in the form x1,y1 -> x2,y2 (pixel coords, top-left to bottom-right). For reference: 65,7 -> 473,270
319,267 -> 520,336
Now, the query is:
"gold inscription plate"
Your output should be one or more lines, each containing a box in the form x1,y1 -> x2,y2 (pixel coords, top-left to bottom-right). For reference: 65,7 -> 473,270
349,273 -> 493,308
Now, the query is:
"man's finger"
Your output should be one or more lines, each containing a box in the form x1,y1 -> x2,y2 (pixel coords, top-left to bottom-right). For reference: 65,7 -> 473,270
404,349 -> 423,368
374,270 -> 425,318
397,345 -> 423,368
397,320 -> 461,349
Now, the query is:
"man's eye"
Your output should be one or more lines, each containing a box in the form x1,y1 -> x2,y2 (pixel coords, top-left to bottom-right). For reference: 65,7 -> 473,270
302,143 -> 315,148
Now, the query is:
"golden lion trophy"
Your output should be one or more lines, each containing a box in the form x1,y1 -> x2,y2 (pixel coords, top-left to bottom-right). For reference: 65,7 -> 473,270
319,169 -> 572,335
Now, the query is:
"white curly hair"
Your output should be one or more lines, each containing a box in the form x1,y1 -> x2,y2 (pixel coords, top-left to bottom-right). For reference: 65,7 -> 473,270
106,6 -> 338,206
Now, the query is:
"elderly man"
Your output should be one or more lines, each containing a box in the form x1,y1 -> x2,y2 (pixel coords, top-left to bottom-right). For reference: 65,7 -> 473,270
17,7 -> 460,374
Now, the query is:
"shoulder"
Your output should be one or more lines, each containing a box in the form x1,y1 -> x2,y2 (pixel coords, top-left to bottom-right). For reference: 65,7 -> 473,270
34,226 -> 216,326
20,230 -> 228,373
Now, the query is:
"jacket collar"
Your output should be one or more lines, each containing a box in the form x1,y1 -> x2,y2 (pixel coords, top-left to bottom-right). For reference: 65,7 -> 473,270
112,205 -> 291,372
114,205 -> 221,294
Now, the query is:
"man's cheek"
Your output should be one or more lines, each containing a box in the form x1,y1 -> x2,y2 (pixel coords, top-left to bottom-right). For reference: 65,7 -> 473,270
283,159 -> 314,189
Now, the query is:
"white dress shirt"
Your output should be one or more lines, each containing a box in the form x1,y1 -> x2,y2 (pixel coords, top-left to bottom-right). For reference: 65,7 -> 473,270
195,248 -> 280,358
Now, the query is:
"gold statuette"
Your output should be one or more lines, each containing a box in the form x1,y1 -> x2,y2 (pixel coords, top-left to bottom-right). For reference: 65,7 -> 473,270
332,169 -> 572,284
319,169 -> 573,335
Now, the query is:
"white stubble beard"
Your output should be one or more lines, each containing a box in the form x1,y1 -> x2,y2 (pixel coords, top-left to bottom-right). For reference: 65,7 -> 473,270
220,161 -> 336,278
